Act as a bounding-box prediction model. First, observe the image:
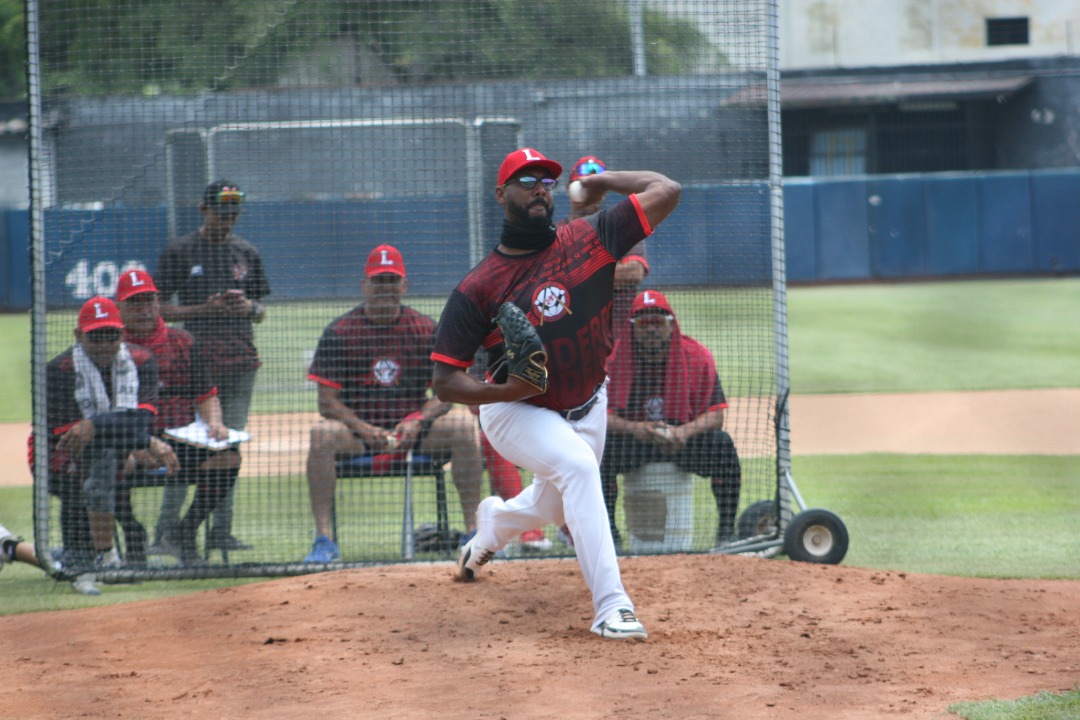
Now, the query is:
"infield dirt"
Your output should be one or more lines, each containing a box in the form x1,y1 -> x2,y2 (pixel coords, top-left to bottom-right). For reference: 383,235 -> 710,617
2,389 -> 1078,719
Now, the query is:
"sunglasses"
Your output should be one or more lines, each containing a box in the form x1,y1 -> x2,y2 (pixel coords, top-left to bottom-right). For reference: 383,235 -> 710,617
630,314 -> 675,328
216,187 -> 245,204
84,328 -> 122,342
574,160 -> 606,177
368,274 -> 404,285
505,176 -> 559,192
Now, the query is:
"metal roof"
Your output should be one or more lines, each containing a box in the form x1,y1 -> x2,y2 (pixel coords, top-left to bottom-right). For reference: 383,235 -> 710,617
723,74 -> 1034,108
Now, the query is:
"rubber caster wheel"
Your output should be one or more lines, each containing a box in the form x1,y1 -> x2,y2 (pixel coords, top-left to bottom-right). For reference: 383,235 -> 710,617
783,509 -> 848,564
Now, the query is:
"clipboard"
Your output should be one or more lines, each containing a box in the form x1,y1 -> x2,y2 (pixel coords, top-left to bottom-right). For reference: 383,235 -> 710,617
163,418 -> 250,451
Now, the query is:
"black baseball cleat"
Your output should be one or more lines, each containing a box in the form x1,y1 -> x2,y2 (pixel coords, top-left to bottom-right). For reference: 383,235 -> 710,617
457,535 -> 494,581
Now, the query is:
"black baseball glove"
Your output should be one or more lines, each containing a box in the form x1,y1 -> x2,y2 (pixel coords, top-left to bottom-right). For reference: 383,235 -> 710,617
492,302 -> 548,394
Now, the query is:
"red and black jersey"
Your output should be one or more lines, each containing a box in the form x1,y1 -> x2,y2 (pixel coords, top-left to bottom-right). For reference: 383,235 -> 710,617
155,230 -> 270,372
432,195 -> 652,411
621,358 -> 727,424
308,305 -> 436,430
124,323 -> 217,433
608,323 -> 728,425
46,344 -> 160,443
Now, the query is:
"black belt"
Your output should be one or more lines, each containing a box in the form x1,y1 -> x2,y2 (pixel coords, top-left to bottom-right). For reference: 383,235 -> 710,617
558,383 -> 605,422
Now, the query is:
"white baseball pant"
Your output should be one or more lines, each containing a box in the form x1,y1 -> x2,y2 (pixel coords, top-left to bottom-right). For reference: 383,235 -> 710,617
478,384 -> 635,631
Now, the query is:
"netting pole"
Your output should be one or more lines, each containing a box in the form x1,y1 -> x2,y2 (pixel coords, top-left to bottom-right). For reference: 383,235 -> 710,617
24,0 -> 53,571
765,0 -> 795,527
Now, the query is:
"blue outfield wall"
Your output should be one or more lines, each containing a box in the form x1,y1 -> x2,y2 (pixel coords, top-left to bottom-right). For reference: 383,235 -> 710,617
783,169 -> 1080,282
2,170 -> 1078,310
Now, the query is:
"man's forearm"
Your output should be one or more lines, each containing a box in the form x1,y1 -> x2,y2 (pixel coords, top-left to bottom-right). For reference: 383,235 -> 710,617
160,302 -> 205,322
319,397 -> 366,434
417,397 -> 452,423
679,408 -> 726,437
432,365 -> 538,405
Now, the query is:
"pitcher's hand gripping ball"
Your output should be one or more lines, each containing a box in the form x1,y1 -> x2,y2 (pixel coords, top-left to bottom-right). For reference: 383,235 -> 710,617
493,302 -> 548,394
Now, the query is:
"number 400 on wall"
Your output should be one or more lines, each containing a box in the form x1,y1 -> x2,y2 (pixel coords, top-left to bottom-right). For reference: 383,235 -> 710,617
65,259 -> 149,300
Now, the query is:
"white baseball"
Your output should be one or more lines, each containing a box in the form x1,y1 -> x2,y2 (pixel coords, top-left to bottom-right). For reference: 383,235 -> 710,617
568,180 -> 586,202
385,434 -> 399,450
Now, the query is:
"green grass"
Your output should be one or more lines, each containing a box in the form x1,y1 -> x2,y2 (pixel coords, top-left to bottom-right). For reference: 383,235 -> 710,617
790,454 -> 1080,579
787,278 -> 1080,394
0,314 -> 31,423
0,485 -> 269,614
949,689 -> 1080,719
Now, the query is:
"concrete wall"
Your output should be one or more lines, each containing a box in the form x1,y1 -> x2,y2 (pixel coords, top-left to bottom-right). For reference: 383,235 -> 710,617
781,0 -> 1080,69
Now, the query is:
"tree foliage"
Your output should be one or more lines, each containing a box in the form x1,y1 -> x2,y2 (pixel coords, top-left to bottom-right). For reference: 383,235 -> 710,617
3,0 -> 723,99
0,0 -> 22,98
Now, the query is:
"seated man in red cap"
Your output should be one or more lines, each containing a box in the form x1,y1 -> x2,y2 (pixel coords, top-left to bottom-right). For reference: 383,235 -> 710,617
302,244 -> 483,563
116,268 -> 238,566
44,296 -> 164,593
602,290 -> 742,547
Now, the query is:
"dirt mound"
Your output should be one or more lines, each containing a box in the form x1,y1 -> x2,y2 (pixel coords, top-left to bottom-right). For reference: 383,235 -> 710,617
3,554 -> 1078,719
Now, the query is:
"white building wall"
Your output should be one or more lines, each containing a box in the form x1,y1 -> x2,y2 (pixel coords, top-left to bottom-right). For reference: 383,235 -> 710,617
780,0 -> 1080,69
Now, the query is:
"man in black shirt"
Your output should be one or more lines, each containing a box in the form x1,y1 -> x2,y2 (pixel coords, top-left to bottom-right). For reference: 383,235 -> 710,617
154,180 -> 270,552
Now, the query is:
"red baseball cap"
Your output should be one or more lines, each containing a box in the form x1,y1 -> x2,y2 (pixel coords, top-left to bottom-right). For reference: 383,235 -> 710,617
630,289 -> 675,318
365,244 -> 406,278
496,148 -> 563,187
115,269 -> 159,301
570,155 -> 607,181
78,296 -> 124,332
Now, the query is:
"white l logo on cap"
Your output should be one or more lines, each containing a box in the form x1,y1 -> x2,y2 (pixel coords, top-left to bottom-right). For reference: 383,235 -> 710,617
523,148 -> 542,161
642,291 -> 657,305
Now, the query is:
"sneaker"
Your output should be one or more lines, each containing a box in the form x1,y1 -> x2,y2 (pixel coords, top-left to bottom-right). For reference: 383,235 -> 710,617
457,534 -> 494,582
0,523 -> 16,571
520,529 -> 553,552
0,522 -> 16,546
96,548 -> 122,569
208,535 -> 254,551
592,608 -> 648,641
161,528 -> 204,566
71,573 -> 102,596
303,535 -> 340,563
146,542 -> 169,557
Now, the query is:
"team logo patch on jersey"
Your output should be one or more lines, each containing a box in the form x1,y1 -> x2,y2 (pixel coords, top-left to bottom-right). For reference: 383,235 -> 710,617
532,283 -> 571,323
232,262 -> 249,282
645,396 -> 664,421
372,358 -> 401,386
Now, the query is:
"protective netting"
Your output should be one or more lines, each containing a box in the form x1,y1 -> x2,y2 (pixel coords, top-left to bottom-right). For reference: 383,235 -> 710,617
27,0 -> 788,582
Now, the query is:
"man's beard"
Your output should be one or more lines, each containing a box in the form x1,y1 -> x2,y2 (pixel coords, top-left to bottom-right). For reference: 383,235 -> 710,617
636,338 -> 671,365
508,197 -> 554,227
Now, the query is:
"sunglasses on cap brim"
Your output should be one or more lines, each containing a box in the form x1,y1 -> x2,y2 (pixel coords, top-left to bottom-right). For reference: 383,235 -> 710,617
630,314 -> 674,327
210,188 -> 245,207
575,161 -> 606,176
